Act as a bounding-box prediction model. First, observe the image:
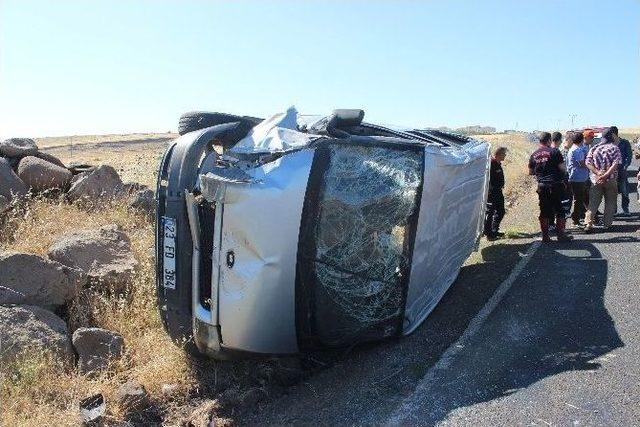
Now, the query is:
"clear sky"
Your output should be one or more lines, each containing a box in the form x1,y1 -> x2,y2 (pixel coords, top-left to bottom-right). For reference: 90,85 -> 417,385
1,0 -> 638,138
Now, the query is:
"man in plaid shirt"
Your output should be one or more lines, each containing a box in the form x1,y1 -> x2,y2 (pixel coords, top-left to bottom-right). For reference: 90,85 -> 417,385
584,127 -> 622,232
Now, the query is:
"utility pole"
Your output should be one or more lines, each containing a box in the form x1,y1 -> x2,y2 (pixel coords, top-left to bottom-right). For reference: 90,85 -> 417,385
569,114 -> 578,128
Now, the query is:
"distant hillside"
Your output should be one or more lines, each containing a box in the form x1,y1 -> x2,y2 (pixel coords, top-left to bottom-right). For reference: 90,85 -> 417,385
435,125 -> 497,135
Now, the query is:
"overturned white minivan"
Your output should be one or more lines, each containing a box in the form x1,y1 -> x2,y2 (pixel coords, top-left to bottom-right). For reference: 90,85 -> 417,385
156,108 -> 490,359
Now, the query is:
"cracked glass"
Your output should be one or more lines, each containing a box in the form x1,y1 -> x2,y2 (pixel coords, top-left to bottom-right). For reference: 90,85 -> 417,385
310,144 -> 423,345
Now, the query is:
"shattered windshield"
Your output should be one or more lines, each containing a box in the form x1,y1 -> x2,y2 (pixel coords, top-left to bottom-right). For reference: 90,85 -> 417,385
299,143 -> 423,346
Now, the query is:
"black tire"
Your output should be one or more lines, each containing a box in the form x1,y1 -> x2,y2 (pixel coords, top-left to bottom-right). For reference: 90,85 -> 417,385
178,111 -> 245,136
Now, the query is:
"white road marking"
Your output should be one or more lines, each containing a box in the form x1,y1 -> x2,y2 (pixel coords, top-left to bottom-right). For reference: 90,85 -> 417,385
387,240 -> 542,425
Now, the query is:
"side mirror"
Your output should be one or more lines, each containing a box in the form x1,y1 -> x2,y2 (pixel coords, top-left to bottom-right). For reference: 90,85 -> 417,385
330,109 -> 365,128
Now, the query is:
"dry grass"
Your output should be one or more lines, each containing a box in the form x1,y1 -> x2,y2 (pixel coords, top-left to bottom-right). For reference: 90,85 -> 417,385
0,197 -> 197,425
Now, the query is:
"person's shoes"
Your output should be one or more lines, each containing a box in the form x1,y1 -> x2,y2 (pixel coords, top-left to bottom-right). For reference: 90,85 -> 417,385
555,218 -> 573,242
539,218 -> 551,243
495,232 -> 506,238
486,234 -> 503,241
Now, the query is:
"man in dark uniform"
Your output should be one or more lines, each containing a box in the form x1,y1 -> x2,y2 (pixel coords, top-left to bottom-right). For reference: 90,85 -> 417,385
484,146 -> 507,241
528,132 -> 572,242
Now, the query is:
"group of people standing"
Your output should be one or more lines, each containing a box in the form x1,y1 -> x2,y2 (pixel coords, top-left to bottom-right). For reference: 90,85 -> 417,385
483,126 -> 635,243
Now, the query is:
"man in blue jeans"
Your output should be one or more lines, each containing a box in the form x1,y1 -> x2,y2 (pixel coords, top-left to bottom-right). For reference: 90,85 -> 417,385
611,126 -> 632,215
567,132 -> 590,226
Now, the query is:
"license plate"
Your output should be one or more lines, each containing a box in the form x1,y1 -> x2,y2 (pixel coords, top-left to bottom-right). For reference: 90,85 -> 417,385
162,216 -> 177,289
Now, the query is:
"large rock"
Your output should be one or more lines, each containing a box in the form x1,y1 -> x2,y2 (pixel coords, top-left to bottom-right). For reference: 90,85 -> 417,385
0,305 -> 74,364
129,189 -> 155,218
0,138 -> 38,158
79,393 -> 106,426
32,151 -> 66,168
0,252 -> 81,308
116,381 -> 150,414
48,224 -> 138,291
17,156 -> 73,192
66,165 -> 123,201
0,158 -> 28,199
72,327 -> 125,375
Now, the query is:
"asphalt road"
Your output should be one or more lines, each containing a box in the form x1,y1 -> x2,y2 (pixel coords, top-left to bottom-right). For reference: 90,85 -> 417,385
390,170 -> 640,426
239,168 -> 640,426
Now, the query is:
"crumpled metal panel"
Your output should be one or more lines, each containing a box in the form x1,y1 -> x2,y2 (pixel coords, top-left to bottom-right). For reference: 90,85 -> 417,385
207,149 -> 314,354
309,145 -> 423,346
228,106 -> 320,155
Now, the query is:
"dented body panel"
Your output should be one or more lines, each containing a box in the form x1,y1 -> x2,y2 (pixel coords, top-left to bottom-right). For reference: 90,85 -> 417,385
201,150 -> 314,353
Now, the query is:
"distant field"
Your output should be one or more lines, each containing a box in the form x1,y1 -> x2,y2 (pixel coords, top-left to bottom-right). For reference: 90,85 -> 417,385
35,132 -> 177,149
620,127 -> 640,141
37,133 -> 176,187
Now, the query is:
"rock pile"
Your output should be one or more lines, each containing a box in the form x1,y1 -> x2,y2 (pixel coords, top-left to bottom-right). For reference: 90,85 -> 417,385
1,139 -> 158,420
0,224 -> 135,372
0,138 -> 69,199
0,136 -> 155,216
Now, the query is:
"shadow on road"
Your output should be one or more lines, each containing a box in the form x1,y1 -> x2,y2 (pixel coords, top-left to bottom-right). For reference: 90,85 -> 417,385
181,235 -> 626,426
414,240 -> 624,425
235,241 -> 543,425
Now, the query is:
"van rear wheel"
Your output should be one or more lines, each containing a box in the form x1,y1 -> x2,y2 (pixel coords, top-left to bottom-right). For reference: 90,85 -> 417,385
178,111 -> 245,135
